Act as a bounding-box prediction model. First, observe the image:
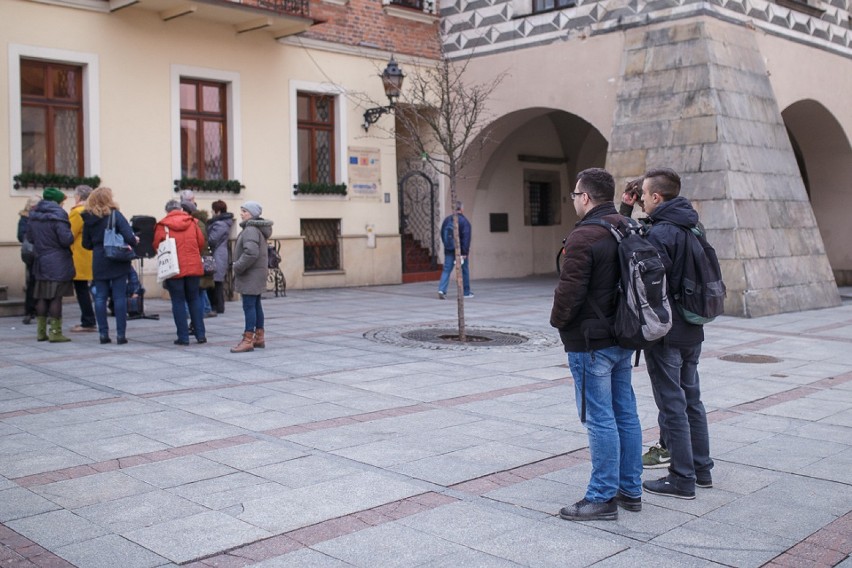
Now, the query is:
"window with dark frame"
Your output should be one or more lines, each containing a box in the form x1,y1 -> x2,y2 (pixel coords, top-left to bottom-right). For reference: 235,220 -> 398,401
180,79 -> 227,180
301,219 -> 341,271
20,59 -> 84,176
528,181 -> 554,226
532,0 -> 575,13
297,92 -> 336,185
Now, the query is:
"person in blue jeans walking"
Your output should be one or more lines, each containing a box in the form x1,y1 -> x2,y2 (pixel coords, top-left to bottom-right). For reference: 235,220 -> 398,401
437,202 -> 473,300
550,168 -> 643,521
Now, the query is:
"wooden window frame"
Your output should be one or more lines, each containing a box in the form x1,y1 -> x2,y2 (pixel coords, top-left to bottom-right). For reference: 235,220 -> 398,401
20,59 -> 84,176
297,92 -> 336,185
180,78 -> 229,180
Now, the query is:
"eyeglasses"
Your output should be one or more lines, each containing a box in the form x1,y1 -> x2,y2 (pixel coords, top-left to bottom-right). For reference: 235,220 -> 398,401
569,191 -> 586,199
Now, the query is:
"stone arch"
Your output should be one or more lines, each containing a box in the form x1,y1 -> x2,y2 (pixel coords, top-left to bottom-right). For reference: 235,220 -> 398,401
782,100 -> 852,285
453,108 -> 608,279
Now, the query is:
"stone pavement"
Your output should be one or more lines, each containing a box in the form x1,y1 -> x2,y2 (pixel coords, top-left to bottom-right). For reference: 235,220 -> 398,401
1,276 -> 851,568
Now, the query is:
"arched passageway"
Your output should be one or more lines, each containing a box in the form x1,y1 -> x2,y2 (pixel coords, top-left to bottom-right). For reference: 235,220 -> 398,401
783,100 -> 852,285
454,108 -> 608,279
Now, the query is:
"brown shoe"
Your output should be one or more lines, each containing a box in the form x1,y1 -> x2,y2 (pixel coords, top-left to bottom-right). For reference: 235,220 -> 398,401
253,328 -> 265,349
70,324 -> 97,332
230,331 -> 255,353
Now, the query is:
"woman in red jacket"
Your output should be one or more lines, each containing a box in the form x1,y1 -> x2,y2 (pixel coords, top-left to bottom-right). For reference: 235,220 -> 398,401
153,200 -> 206,345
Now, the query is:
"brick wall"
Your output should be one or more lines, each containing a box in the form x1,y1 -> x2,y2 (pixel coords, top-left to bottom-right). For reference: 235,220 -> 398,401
305,0 -> 441,58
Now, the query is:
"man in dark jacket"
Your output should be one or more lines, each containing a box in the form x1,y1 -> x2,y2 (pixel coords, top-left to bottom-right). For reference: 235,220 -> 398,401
437,202 -> 473,299
551,168 -> 642,521
640,168 -> 713,499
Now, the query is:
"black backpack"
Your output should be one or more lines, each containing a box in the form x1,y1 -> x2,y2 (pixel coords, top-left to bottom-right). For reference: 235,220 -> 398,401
581,218 -> 673,352
666,223 -> 726,324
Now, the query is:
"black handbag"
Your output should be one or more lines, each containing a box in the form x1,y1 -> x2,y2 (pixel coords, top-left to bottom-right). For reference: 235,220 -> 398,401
104,211 -> 136,262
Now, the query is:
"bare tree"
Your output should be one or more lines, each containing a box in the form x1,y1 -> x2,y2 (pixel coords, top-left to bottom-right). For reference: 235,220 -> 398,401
393,55 -> 506,341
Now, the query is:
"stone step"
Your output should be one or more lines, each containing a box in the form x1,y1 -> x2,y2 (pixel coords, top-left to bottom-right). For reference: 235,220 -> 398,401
0,299 -> 25,318
0,285 -> 7,302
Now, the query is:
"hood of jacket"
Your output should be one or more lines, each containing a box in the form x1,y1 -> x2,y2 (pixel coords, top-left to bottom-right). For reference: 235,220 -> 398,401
30,200 -> 69,223
210,212 -> 234,226
159,210 -> 197,231
240,217 -> 273,239
649,195 -> 699,228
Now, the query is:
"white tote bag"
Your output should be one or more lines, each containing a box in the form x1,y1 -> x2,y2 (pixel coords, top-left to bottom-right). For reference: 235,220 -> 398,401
156,226 -> 181,282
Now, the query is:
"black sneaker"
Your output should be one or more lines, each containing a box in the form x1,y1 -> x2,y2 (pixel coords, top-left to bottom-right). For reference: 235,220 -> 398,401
696,476 -> 713,489
559,498 -> 617,521
615,491 -> 642,512
643,476 -> 695,500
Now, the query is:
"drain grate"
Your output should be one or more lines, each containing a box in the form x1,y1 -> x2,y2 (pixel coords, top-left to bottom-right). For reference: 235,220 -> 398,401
719,353 -> 781,364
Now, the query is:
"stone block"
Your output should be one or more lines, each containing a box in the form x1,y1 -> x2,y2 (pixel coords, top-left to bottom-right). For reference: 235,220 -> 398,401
681,170 -> 728,199
733,201 -> 772,229
672,64 -> 712,93
680,90 -> 718,118
743,287 -> 782,317
718,116 -> 780,148
752,228 -> 792,257
646,144 -> 703,173
734,228 -> 760,258
605,149 -> 648,178
647,40 -> 713,72
723,286 -> 747,316
609,121 -> 670,152
744,257 -> 779,289
696,198 -> 737,229
708,38 -> 766,72
623,50 -> 647,77
717,91 -> 781,123
672,116 -> 718,145
703,226 -> 736,258
727,171 -> 768,200
720,258 -> 748,292
713,67 -> 774,99
700,143 -> 728,171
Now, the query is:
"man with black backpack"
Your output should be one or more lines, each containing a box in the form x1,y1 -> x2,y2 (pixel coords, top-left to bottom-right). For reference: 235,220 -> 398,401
551,168 -> 643,521
640,168 -> 719,500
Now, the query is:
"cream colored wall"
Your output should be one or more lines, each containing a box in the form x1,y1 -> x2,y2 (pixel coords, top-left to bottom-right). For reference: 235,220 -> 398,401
1,0 -> 404,298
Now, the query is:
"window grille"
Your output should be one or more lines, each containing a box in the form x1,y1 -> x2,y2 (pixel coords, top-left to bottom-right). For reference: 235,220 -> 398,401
301,219 -> 340,271
528,181 -> 553,226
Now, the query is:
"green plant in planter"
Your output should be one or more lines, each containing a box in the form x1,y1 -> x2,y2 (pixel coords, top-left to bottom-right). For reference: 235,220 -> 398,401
293,182 -> 347,196
174,178 -> 244,194
14,173 -> 101,190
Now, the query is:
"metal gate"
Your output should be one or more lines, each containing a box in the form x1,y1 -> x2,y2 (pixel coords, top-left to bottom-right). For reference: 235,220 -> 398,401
398,170 -> 439,275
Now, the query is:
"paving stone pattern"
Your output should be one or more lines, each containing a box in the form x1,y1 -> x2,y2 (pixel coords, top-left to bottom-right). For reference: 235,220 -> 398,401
0,277 -> 851,567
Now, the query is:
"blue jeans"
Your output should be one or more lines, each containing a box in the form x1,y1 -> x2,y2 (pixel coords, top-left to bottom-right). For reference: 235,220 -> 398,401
92,276 -> 127,339
644,343 -> 713,490
568,346 -> 643,502
242,295 -> 264,332
165,276 -> 205,342
437,252 -> 470,296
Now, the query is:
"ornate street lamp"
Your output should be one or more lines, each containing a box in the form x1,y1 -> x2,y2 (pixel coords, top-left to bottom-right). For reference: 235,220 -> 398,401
363,56 -> 405,131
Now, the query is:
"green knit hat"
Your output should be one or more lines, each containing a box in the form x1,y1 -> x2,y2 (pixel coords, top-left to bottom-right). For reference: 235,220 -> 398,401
42,187 -> 66,204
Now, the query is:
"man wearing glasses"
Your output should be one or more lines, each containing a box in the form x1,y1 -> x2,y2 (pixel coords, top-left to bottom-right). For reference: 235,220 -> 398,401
550,168 -> 643,521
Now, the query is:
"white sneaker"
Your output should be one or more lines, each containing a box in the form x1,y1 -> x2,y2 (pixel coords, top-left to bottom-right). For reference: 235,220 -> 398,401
464,293 -> 475,299
437,291 -> 446,300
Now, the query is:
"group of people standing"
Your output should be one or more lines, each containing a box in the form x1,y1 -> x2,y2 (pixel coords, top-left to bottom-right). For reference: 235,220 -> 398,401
18,186 -> 271,354
551,167 -> 715,521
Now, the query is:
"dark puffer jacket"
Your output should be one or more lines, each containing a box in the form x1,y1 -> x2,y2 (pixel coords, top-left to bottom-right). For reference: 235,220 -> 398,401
82,209 -> 138,281
26,200 -> 75,282
550,202 -> 622,352
646,195 -> 704,347
207,212 -> 234,282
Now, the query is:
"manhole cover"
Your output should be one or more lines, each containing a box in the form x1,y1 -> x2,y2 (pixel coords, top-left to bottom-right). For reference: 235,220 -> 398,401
365,323 -> 560,351
719,354 -> 782,364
